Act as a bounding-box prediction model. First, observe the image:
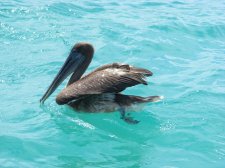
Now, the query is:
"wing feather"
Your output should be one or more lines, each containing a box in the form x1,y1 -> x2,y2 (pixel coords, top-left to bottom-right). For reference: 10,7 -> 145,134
56,63 -> 152,104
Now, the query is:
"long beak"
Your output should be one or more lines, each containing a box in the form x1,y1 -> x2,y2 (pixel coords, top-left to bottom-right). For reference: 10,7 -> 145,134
40,51 -> 84,104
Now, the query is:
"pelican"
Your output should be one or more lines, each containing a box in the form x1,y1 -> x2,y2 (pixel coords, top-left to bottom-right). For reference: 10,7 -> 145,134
40,42 -> 163,124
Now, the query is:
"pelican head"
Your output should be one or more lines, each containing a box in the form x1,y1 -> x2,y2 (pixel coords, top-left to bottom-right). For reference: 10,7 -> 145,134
40,42 -> 94,103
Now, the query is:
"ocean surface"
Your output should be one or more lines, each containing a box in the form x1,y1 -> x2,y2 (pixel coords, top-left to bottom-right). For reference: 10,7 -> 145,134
0,0 -> 225,167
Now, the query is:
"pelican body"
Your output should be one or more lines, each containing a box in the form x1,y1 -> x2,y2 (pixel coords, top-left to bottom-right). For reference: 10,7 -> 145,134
40,42 -> 162,124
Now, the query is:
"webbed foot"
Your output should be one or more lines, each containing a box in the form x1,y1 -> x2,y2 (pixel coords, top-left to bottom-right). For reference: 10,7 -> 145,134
123,116 -> 140,124
119,107 -> 140,124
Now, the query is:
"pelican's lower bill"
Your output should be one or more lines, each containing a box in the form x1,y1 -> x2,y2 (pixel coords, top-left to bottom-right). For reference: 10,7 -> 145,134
1,0 -> 225,167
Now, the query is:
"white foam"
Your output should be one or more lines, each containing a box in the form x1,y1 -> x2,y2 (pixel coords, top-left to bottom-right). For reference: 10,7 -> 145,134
159,96 -> 165,100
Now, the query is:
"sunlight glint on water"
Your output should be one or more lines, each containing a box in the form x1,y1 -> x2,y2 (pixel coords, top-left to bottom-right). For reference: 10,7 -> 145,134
0,0 -> 225,167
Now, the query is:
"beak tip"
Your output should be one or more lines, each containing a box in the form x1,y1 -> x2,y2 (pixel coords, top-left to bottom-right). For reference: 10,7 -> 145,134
40,98 -> 45,104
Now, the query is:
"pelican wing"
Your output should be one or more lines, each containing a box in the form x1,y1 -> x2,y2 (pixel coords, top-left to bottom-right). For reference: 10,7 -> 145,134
56,63 -> 152,104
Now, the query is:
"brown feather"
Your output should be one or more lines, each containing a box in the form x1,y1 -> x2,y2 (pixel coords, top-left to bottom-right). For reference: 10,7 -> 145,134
56,63 -> 152,104
68,93 -> 163,113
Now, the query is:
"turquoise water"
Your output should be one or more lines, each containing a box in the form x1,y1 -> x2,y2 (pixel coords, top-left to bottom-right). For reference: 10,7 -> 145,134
1,0 -> 225,167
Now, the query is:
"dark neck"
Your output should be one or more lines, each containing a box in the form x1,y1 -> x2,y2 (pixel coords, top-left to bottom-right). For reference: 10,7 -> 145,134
67,57 -> 92,86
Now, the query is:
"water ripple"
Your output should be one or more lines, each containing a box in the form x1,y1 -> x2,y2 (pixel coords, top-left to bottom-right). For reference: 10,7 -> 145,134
1,0 -> 225,167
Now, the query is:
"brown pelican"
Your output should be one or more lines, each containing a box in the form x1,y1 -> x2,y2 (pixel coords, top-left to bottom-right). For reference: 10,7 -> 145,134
40,42 -> 163,124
